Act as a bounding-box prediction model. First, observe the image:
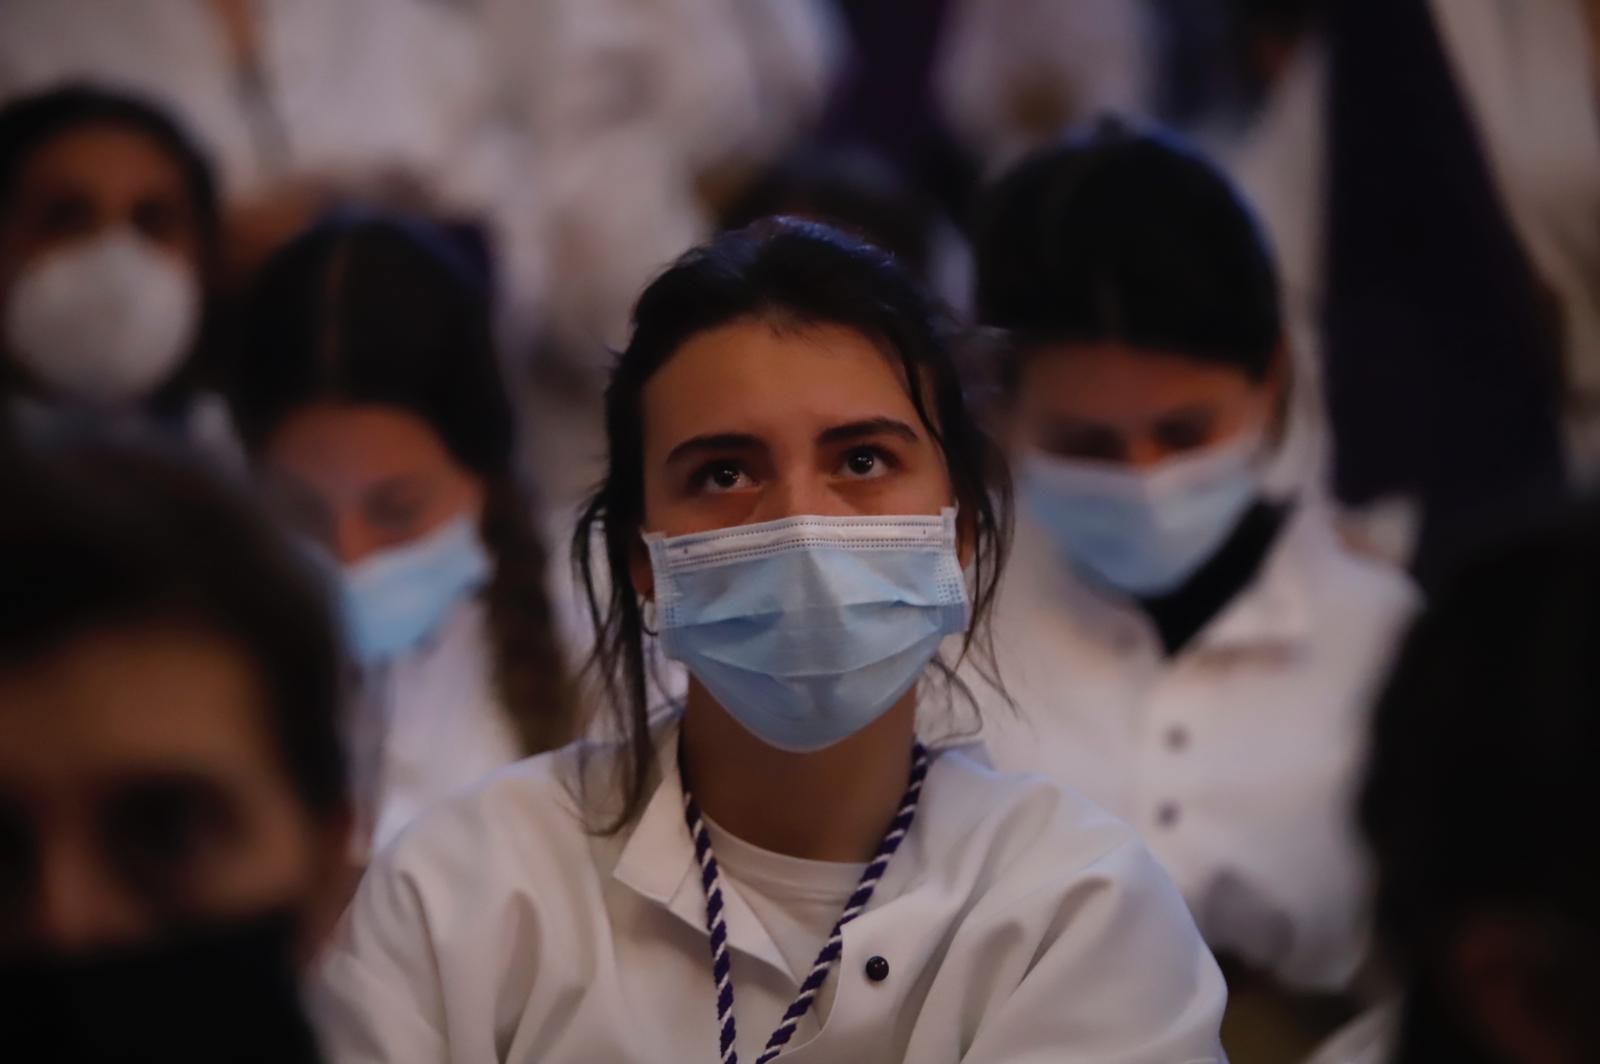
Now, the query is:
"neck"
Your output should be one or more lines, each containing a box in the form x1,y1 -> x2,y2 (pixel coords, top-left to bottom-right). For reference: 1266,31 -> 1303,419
679,682 -> 916,863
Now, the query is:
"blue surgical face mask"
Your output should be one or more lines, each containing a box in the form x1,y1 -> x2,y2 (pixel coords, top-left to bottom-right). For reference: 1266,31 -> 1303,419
336,513 -> 491,667
1020,432 -> 1263,596
645,508 -> 969,753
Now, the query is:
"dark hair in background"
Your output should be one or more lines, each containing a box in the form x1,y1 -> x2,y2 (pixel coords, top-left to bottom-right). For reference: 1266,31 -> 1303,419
228,212 -> 576,757
574,218 -> 1012,832
720,148 -> 939,286
0,84 -> 224,413
1361,503 -> 1600,1062
0,439 -> 346,817
974,122 -> 1281,391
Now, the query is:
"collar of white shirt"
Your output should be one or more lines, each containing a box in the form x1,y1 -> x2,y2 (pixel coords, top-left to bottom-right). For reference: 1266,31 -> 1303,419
1015,500 -> 1323,659
608,726 -> 852,984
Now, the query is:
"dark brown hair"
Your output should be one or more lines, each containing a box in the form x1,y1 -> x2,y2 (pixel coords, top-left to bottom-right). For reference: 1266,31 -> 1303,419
228,212 -> 576,756
574,219 -> 1012,832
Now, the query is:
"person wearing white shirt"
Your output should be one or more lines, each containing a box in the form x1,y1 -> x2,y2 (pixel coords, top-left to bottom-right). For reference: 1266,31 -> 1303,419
966,125 -> 1416,1059
312,219 -> 1227,1063
1312,504 -> 1600,1064
0,0 -> 543,346
228,213 -> 580,861
0,86 -> 240,455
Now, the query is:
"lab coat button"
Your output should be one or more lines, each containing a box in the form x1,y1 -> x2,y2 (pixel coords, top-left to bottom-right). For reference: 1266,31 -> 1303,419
865,955 -> 890,982
1155,801 -> 1181,828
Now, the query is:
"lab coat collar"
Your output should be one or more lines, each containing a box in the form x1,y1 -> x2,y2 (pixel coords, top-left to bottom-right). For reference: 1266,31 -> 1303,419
1188,502 -> 1316,655
1017,501 -> 1317,657
609,724 -> 794,982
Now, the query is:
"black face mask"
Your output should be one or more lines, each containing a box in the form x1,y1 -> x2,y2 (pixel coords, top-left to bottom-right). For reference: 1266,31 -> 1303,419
0,908 -> 323,1064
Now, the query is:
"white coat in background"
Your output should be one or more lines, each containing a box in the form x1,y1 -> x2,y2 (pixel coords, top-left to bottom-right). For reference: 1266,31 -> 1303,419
0,0 -> 548,352
313,725 -> 1228,1063
1222,0 -> 1600,482
476,0 -> 844,355
344,599 -> 523,861
952,503 -> 1417,992
937,0 -> 1158,173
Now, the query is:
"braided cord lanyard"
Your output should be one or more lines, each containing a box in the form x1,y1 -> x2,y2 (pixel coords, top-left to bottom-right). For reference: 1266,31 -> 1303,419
681,742 -> 930,1064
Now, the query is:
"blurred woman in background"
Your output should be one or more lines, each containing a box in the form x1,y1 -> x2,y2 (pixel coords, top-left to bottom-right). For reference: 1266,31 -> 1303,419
228,213 -> 578,860
968,125 -> 1416,1060
1310,502 -> 1600,1064
312,220 -> 1226,1062
0,439 -> 348,1061
0,86 -> 228,447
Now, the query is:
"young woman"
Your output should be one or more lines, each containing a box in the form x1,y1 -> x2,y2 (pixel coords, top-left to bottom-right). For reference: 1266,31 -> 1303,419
0,85 -> 225,441
311,220 -> 1226,1063
0,439 -> 347,1061
228,213 -> 578,858
968,126 -> 1417,1056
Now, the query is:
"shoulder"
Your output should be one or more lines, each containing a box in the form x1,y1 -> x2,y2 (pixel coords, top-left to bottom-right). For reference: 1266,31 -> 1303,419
366,739 -> 618,913
916,747 -> 1160,896
1283,504 -> 1421,629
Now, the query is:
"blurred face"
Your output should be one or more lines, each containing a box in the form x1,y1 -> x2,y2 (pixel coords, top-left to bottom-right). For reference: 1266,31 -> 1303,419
633,318 -> 955,592
0,627 -> 340,955
0,124 -> 204,299
1012,341 -> 1280,468
261,403 -> 486,566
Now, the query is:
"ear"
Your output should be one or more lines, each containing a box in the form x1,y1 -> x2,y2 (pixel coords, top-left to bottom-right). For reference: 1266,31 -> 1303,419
955,503 -> 978,570
630,534 -> 656,602
1451,916 -> 1573,1064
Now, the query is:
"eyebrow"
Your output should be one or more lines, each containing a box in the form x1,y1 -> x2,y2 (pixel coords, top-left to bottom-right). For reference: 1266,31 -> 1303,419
816,417 -> 921,447
664,418 -> 922,465
665,432 -> 766,465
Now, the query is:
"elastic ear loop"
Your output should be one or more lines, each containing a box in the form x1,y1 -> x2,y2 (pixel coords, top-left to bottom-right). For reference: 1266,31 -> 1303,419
640,596 -> 660,638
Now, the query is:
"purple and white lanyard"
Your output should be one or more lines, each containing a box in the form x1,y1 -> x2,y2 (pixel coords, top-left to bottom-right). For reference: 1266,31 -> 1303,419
680,742 -> 930,1064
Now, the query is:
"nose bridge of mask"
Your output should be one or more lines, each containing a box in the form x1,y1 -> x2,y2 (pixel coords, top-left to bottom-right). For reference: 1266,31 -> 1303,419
646,509 -> 969,627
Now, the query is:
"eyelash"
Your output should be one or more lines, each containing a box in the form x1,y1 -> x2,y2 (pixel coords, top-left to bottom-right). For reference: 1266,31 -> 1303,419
838,445 -> 900,477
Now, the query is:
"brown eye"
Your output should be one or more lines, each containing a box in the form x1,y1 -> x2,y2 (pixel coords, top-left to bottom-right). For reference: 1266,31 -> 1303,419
693,461 -> 750,494
1044,424 -> 1127,463
100,776 -> 238,897
1151,411 -> 1219,455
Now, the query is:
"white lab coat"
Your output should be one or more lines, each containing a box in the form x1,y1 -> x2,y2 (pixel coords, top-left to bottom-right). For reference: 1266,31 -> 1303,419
1222,0 -> 1600,480
346,600 -> 521,861
0,0 -> 546,348
313,724 -> 1229,1063
475,0 -> 843,354
954,503 -> 1417,991
936,0 -> 1157,172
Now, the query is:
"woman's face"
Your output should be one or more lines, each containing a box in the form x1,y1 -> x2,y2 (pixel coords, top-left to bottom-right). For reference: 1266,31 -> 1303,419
260,403 -> 486,566
1013,341 -> 1279,468
0,124 -> 204,298
633,318 -> 955,589
0,627 -> 343,955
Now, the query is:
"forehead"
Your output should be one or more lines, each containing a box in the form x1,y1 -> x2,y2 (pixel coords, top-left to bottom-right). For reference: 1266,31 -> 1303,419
13,123 -> 188,203
1020,341 -> 1259,415
0,627 -> 283,798
262,402 -> 458,482
642,318 -> 922,448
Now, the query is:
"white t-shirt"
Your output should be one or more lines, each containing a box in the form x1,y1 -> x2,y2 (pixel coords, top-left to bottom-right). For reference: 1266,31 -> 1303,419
702,815 -> 864,1047
312,724 -> 1228,1063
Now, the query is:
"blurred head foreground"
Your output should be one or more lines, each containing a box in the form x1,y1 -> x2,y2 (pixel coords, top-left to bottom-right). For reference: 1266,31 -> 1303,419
0,440 -> 346,1058
1363,503 -> 1600,1064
